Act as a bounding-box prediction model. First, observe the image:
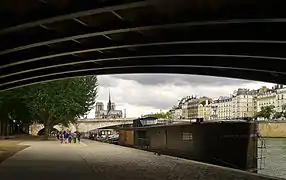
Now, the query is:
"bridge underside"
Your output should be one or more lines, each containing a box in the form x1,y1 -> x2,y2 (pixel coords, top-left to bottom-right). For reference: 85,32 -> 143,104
1,0 -> 286,91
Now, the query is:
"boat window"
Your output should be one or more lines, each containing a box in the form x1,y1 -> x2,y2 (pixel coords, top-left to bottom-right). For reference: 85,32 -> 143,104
181,132 -> 193,141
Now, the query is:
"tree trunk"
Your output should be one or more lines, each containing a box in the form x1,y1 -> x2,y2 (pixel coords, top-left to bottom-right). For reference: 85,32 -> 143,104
43,121 -> 50,140
0,120 -> 2,136
3,121 -> 7,136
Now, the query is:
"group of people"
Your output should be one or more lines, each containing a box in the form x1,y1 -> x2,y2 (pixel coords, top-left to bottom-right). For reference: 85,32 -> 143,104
57,131 -> 81,144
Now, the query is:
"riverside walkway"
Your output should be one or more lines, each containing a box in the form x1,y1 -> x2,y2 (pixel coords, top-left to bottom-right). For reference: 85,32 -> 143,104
0,140 -> 282,180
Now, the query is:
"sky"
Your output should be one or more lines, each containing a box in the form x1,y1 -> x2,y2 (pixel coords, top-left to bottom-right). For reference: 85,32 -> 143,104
87,74 -> 275,118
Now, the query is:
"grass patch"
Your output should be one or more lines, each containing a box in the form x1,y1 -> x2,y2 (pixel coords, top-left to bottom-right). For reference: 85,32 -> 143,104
0,140 -> 29,164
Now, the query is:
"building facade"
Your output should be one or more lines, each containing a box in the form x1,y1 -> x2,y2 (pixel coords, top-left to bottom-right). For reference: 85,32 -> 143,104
170,85 -> 286,120
209,99 -> 218,120
187,98 -> 200,119
173,108 -> 183,119
276,85 -> 286,112
95,91 -> 123,119
256,90 -> 276,112
198,98 -> 211,120
215,97 -> 232,120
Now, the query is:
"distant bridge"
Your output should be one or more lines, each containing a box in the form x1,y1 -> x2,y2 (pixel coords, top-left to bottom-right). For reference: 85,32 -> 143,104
29,118 -> 134,135
29,118 -> 188,135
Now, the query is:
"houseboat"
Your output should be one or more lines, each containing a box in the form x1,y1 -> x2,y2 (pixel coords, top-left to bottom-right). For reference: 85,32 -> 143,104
119,117 -> 257,172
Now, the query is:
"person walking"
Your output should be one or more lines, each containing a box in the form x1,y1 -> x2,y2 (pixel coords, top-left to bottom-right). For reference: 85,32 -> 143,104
76,131 -> 81,143
63,130 -> 68,143
68,131 -> 72,143
56,132 -> 60,140
60,133 -> 64,143
72,132 -> 77,143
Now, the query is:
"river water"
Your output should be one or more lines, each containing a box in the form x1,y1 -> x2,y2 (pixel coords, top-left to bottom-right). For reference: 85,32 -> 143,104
258,138 -> 286,179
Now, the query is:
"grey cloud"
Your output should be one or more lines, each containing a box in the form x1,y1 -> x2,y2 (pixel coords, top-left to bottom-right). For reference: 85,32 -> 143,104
96,74 -> 271,112
124,97 -> 175,110
108,74 -> 253,86
98,83 -> 179,110
98,75 -> 120,87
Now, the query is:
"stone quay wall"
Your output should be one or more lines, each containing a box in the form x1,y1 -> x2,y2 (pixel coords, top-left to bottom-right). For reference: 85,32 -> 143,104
258,121 -> 286,138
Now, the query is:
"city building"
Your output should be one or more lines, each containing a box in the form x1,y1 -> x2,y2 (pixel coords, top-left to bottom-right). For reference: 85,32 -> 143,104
182,102 -> 188,119
256,90 -> 276,112
95,91 -> 123,119
276,85 -> 286,112
187,98 -> 200,119
170,85 -> 286,121
255,85 -> 286,113
173,108 -> 183,119
95,102 -> 104,112
209,98 -> 218,120
231,89 -> 254,119
180,96 -> 194,119
198,98 -> 211,120
213,96 -> 232,120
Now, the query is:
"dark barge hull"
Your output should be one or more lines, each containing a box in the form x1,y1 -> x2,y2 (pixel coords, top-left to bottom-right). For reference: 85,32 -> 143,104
119,120 -> 257,172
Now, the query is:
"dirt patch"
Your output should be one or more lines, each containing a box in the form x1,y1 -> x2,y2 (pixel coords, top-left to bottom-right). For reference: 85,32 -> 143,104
1,134 -> 56,141
0,140 -> 29,164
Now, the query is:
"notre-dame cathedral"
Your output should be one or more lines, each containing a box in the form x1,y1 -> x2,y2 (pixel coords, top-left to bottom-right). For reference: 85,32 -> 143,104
95,91 -> 123,119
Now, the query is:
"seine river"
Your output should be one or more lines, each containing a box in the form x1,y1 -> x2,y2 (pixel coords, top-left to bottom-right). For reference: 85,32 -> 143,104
258,138 -> 286,179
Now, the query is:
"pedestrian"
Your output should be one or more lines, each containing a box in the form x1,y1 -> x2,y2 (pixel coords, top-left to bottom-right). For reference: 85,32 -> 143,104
68,131 -> 72,143
77,131 -> 81,143
60,133 -> 63,144
56,132 -> 60,140
72,132 -> 76,143
63,130 -> 68,143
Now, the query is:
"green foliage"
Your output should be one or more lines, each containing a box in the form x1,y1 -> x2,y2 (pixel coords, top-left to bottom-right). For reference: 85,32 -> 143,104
152,111 -> 172,119
24,76 -> 97,126
254,105 -> 275,120
273,112 -> 283,119
0,88 -> 32,124
254,105 -> 286,120
0,76 -> 98,136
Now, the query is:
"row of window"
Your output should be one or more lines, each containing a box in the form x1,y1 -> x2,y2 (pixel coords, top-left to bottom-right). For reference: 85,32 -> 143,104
181,132 -> 193,141
277,95 -> 284,100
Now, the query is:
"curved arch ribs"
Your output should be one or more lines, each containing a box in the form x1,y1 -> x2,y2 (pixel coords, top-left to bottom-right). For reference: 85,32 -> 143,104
1,1 -> 286,91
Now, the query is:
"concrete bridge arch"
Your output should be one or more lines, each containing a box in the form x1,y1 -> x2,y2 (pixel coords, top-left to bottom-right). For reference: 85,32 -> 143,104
76,120 -> 133,132
29,124 -> 65,136
29,119 -> 134,135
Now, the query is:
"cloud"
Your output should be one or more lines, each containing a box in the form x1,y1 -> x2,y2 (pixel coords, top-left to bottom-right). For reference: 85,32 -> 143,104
88,74 -> 275,118
106,74 -> 254,86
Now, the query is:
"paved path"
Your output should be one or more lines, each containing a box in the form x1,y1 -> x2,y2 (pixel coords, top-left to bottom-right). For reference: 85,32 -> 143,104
0,140 -> 282,180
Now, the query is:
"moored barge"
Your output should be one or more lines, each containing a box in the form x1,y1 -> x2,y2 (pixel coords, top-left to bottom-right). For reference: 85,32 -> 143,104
119,117 -> 258,172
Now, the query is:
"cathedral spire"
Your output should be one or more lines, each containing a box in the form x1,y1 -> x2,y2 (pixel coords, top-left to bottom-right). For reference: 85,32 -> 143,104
109,89 -> 111,103
107,89 -> 112,114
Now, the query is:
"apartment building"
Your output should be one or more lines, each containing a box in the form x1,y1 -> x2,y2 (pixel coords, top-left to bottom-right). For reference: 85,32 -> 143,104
231,89 -> 254,119
187,98 -> 200,119
217,97 -> 232,119
170,85 -> 286,120
276,85 -> 286,112
198,98 -> 211,120
256,90 -> 276,112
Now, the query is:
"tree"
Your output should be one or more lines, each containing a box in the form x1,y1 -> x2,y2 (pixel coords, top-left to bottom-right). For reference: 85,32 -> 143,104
254,105 -> 275,120
273,112 -> 283,120
0,88 -> 33,135
22,76 -> 98,138
280,104 -> 286,119
267,104 -> 286,120
152,111 -> 172,119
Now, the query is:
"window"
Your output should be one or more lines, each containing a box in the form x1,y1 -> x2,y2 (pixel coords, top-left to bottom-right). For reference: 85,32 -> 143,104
181,132 -> 193,141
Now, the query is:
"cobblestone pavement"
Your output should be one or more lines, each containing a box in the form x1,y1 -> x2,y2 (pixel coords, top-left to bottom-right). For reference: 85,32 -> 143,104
0,140 -> 282,180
